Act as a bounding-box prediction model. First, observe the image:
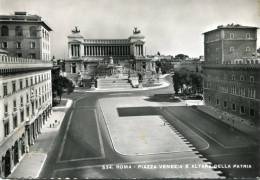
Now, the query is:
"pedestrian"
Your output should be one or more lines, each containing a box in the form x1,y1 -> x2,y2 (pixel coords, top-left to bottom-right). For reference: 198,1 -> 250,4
26,145 -> 29,153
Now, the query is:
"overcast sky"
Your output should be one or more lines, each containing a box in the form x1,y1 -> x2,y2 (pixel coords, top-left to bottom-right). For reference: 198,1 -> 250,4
0,0 -> 259,58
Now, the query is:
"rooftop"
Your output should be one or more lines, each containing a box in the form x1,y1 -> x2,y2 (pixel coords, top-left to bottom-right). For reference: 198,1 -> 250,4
0,11 -> 52,31
203,24 -> 258,34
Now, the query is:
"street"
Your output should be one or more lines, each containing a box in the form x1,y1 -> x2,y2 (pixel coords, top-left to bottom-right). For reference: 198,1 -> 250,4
39,78 -> 259,178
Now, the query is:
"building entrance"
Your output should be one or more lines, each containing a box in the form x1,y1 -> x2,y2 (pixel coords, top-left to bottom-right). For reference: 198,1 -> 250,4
3,150 -> 11,177
13,141 -> 19,165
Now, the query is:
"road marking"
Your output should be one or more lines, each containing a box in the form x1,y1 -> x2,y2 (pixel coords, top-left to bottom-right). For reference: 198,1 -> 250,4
57,109 -> 105,163
56,94 -> 90,162
108,93 -> 132,96
94,109 -> 105,158
57,110 -> 74,162
208,152 -> 255,158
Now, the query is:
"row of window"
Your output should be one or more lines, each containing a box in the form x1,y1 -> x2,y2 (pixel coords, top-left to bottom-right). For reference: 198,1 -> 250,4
1,25 -> 37,37
42,29 -> 49,40
14,52 -> 36,58
227,32 -> 251,39
1,25 -> 49,40
42,42 -> 50,51
230,86 -> 256,98
3,73 -> 51,97
204,82 -> 256,99
231,74 -> 254,82
206,74 -> 255,83
3,91 -> 51,137
42,53 -> 50,61
229,46 -> 251,53
209,46 -> 252,53
207,33 -> 252,40
207,97 -> 255,117
1,41 -> 36,49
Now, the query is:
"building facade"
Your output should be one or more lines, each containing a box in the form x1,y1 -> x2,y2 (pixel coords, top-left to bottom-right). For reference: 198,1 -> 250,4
203,24 -> 260,127
64,27 -> 154,85
0,53 -> 52,177
0,11 -> 52,61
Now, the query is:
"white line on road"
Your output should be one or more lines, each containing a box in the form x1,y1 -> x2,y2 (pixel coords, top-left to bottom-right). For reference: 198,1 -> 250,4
57,110 -> 74,162
108,93 -> 132,96
57,109 -> 105,163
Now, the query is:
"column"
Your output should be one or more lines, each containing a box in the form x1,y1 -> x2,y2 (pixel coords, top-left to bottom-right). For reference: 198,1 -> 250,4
75,45 -> 78,57
99,46 -> 102,56
71,45 -> 74,57
69,44 -> 72,57
74,45 -> 77,57
78,45 -> 80,57
141,45 -> 143,56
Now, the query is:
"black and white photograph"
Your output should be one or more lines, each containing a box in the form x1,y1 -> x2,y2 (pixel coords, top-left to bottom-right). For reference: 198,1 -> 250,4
0,0 -> 259,179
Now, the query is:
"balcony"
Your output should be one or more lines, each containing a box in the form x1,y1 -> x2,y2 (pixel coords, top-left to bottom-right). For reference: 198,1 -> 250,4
0,55 -> 53,74
3,113 -> 9,121
20,105 -> 24,110
4,112 -> 8,118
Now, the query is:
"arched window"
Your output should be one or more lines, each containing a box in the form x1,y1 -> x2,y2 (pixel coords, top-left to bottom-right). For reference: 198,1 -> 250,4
29,26 -> 37,37
15,26 -> 23,36
229,46 -> 234,52
1,26 -> 9,36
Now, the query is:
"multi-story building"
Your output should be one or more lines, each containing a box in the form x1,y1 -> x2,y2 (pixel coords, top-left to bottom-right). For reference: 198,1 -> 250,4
203,24 -> 260,127
64,27 -> 154,85
0,52 -> 52,177
0,11 -> 52,61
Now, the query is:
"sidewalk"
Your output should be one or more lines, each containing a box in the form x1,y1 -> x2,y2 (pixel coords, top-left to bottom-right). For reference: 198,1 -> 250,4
9,99 -> 73,179
196,105 -> 260,141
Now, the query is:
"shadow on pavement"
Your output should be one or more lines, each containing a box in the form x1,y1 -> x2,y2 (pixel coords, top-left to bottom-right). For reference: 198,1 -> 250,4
144,93 -> 180,103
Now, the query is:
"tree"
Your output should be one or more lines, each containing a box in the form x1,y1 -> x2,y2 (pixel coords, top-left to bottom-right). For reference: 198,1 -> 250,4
52,67 -> 74,105
172,68 -> 203,95
190,73 -> 203,93
174,54 -> 189,61
172,72 -> 181,94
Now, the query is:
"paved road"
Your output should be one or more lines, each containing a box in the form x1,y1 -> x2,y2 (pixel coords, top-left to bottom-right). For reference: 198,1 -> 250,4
161,106 -> 259,178
40,77 -> 259,178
